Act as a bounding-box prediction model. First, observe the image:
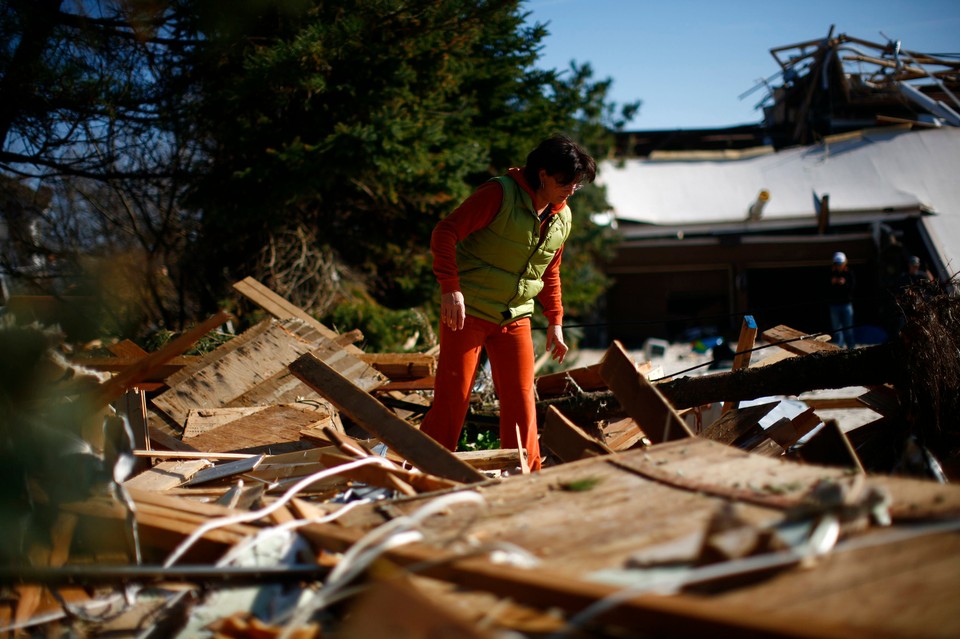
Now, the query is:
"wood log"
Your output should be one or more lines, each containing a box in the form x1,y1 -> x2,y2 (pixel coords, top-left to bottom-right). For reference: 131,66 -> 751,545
538,343 -> 897,418
656,343 -> 897,410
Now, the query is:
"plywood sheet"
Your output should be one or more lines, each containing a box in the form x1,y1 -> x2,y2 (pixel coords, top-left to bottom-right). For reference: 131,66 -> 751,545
151,318 -> 383,426
302,438 -> 960,639
183,403 -> 331,454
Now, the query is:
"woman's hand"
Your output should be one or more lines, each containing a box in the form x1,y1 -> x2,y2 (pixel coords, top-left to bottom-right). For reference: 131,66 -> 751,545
441,291 -> 466,331
546,324 -> 568,363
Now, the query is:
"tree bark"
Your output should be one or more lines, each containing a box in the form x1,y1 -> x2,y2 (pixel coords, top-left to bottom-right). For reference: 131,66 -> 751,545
538,343 -> 899,415
0,0 -> 63,146
655,342 -> 898,409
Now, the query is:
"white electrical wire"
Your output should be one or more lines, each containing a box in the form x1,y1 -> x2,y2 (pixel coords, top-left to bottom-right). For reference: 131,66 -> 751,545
278,491 -> 488,638
214,498 -> 375,568
546,516 -> 960,639
163,456 -> 396,568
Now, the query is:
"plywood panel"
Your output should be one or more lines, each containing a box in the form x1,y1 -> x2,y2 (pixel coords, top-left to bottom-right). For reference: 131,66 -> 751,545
152,318 -> 383,426
183,403 -> 331,454
301,438 -> 960,639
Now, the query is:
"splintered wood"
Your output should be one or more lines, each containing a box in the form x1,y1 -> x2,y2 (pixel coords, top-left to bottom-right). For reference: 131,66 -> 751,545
151,317 -> 383,426
18,279 -> 958,639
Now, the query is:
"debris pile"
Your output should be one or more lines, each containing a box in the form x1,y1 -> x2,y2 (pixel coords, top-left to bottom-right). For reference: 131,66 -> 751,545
2,277 -> 959,639
760,28 -> 960,147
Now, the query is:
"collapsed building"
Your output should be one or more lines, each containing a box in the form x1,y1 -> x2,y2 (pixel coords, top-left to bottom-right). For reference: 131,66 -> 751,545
600,30 -> 960,347
1,274 -> 958,639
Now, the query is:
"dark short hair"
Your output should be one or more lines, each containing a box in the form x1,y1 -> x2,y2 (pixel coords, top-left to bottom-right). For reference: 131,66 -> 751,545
523,135 -> 597,190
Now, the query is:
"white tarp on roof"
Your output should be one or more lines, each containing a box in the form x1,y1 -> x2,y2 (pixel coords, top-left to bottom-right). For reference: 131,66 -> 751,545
598,127 -> 960,275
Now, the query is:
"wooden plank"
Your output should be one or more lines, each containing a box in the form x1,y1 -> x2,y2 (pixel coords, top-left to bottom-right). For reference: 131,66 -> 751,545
748,435 -> 786,458
454,449 -> 523,471
761,324 -> 841,356
151,319 -> 296,424
373,376 -> 437,392
599,340 -> 694,443
299,420 -> 341,447
357,352 -> 436,380
722,315 -> 758,413
317,451 -> 458,495
765,407 -> 822,448
133,450 -> 252,461
535,363 -> 607,397
289,352 -> 486,484
298,504 -> 890,639
159,318 -> 274,389
152,318 -> 381,427
601,415 -> 646,451
339,575 -> 498,639
856,385 -> 902,416
108,339 -> 149,358
795,419 -> 865,472
702,400 -> 779,445
123,459 -> 212,492
799,397 -> 871,410
542,406 -> 615,462
116,388 -> 153,475
183,407 -> 266,438
92,310 -> 233,408
232,276 -> 363,354
148,425 -> 199,452
180,454 -> 265,486
222,366 -> 338,410
844,415 -> 904,472
182,403 -> 330,454
71,356 -> 194,379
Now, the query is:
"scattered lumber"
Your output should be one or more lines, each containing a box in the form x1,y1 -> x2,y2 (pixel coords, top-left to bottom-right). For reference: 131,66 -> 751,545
8,276 -> 960,639
289,351 -> 486,484
701,400 -> 779,445
232,276 -> 363,354
181,404 -> 332,455
91,310 -> 233,408
151,317 -> 383,427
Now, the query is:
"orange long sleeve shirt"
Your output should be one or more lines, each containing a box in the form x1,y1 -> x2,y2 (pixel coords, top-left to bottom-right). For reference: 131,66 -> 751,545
431,168 -> 566,326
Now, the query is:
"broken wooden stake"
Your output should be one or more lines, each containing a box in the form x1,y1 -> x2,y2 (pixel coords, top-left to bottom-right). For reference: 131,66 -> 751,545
722,315 -> 758,413
794,419 -> 865,472
599,340 -> 694,443
289,352 -> 486,484
542,406 -> 615,462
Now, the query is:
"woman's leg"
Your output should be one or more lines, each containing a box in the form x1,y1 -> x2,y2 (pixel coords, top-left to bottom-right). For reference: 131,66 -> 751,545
486,318 -> 541,470
419,316 -> 489,451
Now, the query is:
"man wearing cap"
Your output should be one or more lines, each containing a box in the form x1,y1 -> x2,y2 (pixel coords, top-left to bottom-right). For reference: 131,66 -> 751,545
903,255 -> 934,287
827,251 -> 856,348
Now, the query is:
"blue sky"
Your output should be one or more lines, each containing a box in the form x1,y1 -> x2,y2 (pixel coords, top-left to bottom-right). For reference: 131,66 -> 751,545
523,0 -> 960,130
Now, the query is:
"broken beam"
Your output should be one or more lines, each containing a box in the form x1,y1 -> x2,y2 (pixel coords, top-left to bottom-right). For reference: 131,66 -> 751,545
289,352 -> 485,484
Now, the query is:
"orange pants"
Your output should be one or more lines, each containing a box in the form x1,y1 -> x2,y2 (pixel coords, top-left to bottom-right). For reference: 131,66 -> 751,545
420,315 -> 541,470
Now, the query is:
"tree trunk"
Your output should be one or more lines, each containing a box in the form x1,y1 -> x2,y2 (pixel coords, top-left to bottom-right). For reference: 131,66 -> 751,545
538,342 -> 899,415
0,0 -> 63,146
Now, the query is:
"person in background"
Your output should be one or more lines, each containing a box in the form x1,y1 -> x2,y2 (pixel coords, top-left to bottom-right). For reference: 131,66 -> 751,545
420,135 -> 597,471
827,251 -> 856,349
902,255 -> 934,287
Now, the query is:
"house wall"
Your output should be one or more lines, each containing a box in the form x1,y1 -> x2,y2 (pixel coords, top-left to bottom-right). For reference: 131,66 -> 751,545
602,231 -> 889,349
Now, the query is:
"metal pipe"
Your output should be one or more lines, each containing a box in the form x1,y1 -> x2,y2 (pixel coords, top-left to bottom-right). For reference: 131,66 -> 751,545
0,563 -> 331,586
